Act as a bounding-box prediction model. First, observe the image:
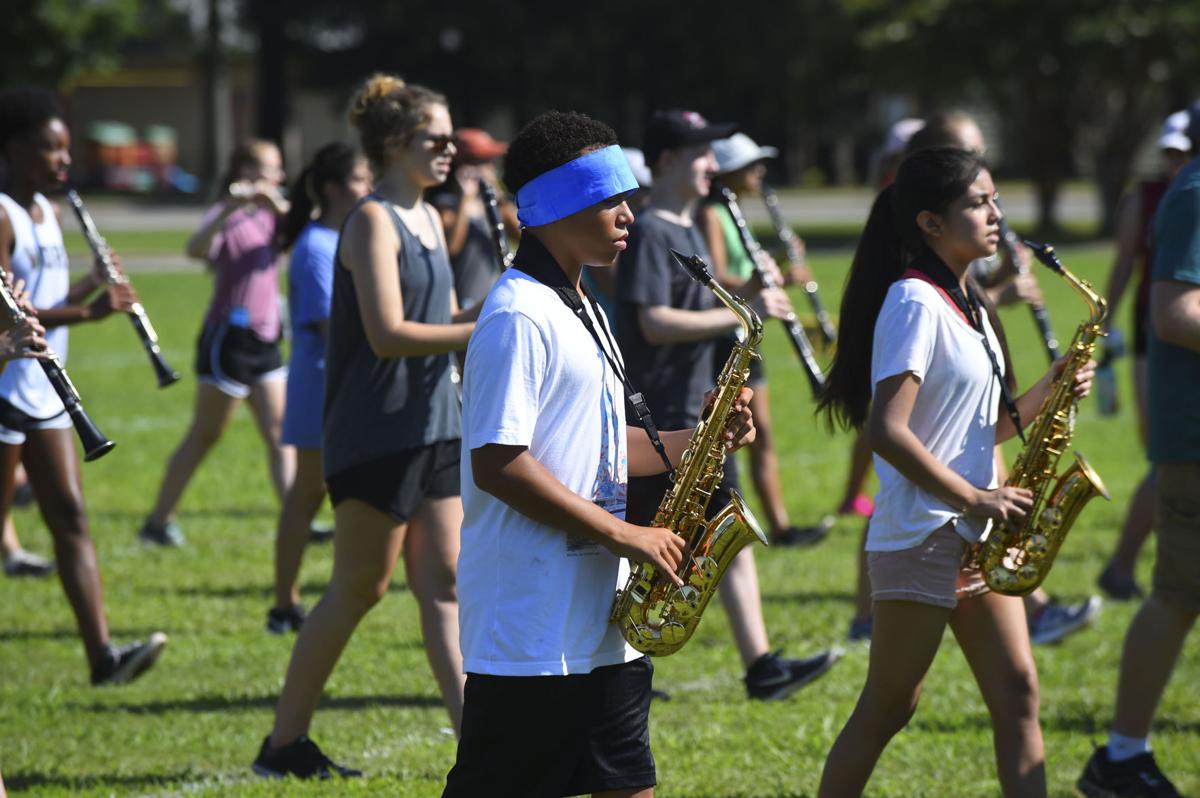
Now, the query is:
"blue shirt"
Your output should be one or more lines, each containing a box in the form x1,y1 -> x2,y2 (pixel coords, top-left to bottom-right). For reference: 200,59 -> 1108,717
1148,157 -> 1200,463
282,222 -> 337,449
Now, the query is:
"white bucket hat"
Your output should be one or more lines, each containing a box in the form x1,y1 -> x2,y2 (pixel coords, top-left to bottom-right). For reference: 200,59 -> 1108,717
1158,110 -> 1192,153
712,133 -> 778,175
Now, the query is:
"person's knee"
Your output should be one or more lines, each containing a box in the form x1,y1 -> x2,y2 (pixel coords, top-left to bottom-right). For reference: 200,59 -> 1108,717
858,686 -> 920,740
43,493 -> 88,537
992,664 -> 1041,728
330,570 -> 391,614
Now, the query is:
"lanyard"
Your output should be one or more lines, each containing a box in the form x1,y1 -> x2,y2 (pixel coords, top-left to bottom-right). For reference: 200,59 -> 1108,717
906,252 -> 1025,444
512,236 -> 674,476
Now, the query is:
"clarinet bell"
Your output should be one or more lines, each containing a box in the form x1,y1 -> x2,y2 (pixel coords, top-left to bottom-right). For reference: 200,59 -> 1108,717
77,411 -> 116,461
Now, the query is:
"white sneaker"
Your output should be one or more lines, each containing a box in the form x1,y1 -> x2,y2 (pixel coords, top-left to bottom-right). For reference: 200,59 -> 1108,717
3,549 -> 55,577
1029,596 -> 1102,645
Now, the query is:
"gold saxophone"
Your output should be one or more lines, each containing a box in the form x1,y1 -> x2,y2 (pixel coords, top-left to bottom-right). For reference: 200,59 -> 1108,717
977,241 -> 1111,596
610,249 -> 769,656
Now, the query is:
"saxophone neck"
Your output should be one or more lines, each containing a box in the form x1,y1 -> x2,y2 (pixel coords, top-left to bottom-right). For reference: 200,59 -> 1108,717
669,249 -> 764,347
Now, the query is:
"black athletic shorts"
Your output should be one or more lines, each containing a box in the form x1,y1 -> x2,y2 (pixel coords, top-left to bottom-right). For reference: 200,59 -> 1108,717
326,439 -> 461,523
626,455 -> 740,526
194,322 -> 285,399
442,657 -> 656,798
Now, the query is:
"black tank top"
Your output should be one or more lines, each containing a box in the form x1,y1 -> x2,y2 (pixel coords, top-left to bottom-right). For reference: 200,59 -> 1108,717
323,196 -> 461,477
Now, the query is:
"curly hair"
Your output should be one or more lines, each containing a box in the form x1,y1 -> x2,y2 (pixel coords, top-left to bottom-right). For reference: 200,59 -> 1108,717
347,73 -> 446,167
0,86 -> 62,152
503,111 -> 618,194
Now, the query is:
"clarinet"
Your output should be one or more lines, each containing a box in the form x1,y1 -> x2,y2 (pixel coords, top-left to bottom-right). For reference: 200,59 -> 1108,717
761,182 -> 838,345
65,189 -> 181,387
999,215 -> 1060,362
0,279 -> 114,461
478,178 -> 514,270
718,186 -> 825,397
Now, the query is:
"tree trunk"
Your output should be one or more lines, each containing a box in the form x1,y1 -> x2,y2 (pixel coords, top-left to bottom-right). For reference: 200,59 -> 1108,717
254,9 -> 287,145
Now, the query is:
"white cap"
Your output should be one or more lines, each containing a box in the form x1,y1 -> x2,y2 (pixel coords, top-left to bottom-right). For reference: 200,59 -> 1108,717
882,118 -> 926,158
711,133 -> 778,175
1158,110 -> 1191,153
622,147 -> 652,187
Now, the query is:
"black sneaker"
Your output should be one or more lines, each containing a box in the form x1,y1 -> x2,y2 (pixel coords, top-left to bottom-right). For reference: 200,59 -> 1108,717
773,519 -> 833,548
138,517 -> 185,547
252,735 -> 362,780
91,633 -> 168,686
266,604 -> 307,635
309,523 -> 335,544
3,549 -> 56,578
1078,746 -> 1182,797
745,648 -> 843,701
12,481 -> 34,508
1098,564 -> 1145,602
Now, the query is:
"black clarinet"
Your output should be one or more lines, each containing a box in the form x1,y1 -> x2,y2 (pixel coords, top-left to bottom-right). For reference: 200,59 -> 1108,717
999,215 -> 1059,362
478,179 -> 514,270
761,182 -> 838,345
65,189 -> 181,387
718,186 -> 825,397
0,279 -> 114,461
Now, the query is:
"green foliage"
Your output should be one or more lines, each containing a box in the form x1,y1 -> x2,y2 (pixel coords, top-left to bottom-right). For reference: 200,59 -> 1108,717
0,248 -> 1197,795
0,0 -> 143,84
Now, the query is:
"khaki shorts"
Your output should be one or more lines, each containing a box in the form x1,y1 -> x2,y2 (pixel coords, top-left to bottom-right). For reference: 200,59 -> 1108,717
1152,462 -> 1200,612
868,523 -> 990,609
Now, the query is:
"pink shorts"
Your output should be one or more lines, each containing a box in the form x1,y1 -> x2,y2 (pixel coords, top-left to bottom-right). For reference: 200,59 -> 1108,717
868,523 -> 990,609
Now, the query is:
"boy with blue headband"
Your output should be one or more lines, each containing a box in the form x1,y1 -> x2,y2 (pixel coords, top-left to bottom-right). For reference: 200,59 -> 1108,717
443,110 -> 757,798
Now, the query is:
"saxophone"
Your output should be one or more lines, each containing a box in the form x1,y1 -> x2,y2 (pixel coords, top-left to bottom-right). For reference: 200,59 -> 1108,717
976,241 -> 1111,596
610,249 -> 769,656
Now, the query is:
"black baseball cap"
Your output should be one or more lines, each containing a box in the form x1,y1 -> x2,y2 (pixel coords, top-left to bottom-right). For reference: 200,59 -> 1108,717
643,110 -> 737,170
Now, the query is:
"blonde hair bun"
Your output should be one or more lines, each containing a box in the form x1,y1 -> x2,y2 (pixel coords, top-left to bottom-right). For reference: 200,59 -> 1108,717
348,73 -> 407,130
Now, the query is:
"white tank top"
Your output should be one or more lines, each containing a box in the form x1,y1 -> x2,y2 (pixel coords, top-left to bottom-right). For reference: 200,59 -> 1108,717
0,193 -> 69,418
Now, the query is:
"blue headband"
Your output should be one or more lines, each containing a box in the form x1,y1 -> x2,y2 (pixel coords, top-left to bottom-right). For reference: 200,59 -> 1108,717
516,145 -> 639,227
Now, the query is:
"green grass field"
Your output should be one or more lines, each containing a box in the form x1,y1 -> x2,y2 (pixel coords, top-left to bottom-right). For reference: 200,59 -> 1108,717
0,244 -> 1196,797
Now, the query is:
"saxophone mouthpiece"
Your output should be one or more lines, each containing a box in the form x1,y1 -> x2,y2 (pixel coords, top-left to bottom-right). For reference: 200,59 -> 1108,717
1023,239 -> 1064,273
670,249 -> 713,285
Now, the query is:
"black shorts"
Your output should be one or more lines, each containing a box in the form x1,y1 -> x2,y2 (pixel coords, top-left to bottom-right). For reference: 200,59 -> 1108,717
626,456 -> 740,526
194,322 -> 285,399
443,657 -> 656,798
326,440 -> 461,523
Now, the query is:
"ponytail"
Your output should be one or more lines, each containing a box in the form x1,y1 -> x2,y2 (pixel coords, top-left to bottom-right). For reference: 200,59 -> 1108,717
277,142 -> 361,251
817,187 -> 907,430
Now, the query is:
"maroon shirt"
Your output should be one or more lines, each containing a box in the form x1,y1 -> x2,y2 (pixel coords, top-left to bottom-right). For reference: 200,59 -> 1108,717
201,202 -> 282,341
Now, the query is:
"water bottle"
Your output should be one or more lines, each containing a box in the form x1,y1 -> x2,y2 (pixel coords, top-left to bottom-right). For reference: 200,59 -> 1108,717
1095,329 -> 1123,417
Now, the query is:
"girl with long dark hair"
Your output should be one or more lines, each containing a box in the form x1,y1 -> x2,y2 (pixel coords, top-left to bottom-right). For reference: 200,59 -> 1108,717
267,143 -> 371,633
816,147 -> 1093,797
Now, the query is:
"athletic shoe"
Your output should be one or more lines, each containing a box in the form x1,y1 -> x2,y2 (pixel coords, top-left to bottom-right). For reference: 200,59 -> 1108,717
1028,596 -> 1102,645
3,549 -> 55,578
90,633 -> 168,686
12,481 -> 34,508
847,616 -> 873,643
1098,564 -> 1145,602
773,519 -> 832,548
309,523 -> 335,544
1078,746 -> 1182,797
252,735 -> 362,780
745,648 -> 843,701
839,494 -> 874,518
138,517 -> 185,547
266,603 -> 307,635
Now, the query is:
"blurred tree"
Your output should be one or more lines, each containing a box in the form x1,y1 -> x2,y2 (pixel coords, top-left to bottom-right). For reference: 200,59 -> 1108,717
850,0 -> 1200,234
0,0 -> 171,85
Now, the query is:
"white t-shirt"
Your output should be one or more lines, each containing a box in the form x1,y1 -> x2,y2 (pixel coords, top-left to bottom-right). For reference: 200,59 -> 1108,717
458,268 -> 640,676
0,193 -> 69,418
867,278 -> 1003,551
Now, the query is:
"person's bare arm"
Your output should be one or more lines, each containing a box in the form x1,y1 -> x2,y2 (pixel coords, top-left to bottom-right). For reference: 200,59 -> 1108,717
341,203 -> 474,357
1102,191 -> 1143,332
994,355 -> 1096,443
869,372 -> 1032,523
472,443 -> 686,583
627,387 -> 756,476
186,199 -> 240,261
1152,279 -> 1200,352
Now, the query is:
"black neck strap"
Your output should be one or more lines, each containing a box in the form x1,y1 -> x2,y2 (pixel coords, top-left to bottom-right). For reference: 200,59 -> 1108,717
512,235 -> 674,475
912,249 -> 1025,444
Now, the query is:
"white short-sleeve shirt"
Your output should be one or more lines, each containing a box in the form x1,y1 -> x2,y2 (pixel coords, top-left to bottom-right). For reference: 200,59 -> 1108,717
457,268 -> 640,676
867,278 -> 1003,551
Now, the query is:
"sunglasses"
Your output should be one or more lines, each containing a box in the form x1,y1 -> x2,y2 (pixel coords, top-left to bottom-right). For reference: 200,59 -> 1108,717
422,134 -> 456,154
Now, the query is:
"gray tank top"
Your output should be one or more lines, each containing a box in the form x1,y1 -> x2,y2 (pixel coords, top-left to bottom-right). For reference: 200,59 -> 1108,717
323,197 -> 461,478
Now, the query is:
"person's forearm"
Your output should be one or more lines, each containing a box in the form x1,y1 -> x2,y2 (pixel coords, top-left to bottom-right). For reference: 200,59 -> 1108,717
628,428 -> 694,477
66,273 -> 101,305
36,306 -> 98,328
1103,253 -> 1136,330
869,419 -> 980,511
186,201 -> 239,260
638,306 -> 739,345
473,447 -> 627,547
365,320 -> 474,358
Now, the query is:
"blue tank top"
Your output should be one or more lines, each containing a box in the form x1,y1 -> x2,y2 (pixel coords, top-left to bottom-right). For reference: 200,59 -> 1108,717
323,197 -> 461,477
